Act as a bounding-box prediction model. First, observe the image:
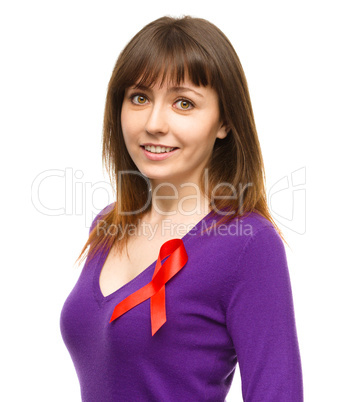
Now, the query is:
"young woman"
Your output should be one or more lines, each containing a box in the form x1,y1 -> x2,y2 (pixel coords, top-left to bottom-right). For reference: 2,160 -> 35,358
60,16 -> 303,401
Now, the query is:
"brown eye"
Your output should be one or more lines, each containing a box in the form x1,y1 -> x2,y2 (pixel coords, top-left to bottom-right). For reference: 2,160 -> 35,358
131,95 -> 148,105
175,99 -> 193,110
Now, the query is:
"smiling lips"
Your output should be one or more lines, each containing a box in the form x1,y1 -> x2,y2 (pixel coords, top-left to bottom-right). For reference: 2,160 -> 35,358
141,146 -> 179,161
141,142 -> 179,152
143,145 -> 176,153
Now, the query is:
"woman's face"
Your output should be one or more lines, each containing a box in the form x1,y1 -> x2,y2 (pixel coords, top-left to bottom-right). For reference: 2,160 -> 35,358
121,76 -> 228,189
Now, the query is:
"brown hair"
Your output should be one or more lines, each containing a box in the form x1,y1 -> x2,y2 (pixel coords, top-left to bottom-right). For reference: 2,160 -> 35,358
75,15 -> 285,266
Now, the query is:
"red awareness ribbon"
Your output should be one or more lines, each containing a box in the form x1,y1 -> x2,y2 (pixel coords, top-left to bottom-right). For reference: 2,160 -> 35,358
109,238 -> 188,336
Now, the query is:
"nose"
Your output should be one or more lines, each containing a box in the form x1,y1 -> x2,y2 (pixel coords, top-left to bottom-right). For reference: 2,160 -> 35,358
145,101 -> 169,135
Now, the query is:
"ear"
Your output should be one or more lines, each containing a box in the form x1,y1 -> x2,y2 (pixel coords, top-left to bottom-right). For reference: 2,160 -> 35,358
216,123 -> 231,140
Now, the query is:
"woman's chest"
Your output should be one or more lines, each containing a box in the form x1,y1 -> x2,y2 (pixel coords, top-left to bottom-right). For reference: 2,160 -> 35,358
61,233 -> 235,360
99,234 -> 176,297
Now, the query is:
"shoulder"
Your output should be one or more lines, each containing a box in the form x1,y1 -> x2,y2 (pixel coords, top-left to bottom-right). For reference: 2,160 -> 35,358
97,201 -> 116,218
240,210 -> 284,251
229,211 -> 286,271
236,210 -> 283,250
205,209 -> 283,254
194,210 -> 286,288
89,202 -> 116,233
232,209 -> 276,235
227,212 -> 288,288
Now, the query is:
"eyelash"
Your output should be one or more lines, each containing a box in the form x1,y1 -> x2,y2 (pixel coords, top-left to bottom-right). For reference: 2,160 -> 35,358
129,93 -> 195,110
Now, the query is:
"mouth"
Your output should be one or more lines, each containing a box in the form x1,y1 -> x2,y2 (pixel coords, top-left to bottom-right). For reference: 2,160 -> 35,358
140,145 -> 179,161
140,145 -> 179,154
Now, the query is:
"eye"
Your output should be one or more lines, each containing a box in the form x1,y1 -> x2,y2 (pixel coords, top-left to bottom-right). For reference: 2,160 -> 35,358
130,94 -> 148,105
175,99 -> 194,110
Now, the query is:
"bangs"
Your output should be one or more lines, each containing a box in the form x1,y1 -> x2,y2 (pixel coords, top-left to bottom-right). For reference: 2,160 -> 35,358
119,25 -> 216,90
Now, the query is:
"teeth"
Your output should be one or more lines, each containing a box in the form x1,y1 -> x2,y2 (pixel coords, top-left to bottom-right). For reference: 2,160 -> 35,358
144,145 -> 175,153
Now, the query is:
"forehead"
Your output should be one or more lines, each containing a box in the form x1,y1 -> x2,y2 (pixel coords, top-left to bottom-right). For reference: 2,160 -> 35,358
126,58 -> 212,89
130,73 -> 214,95
133,75 -> 194,89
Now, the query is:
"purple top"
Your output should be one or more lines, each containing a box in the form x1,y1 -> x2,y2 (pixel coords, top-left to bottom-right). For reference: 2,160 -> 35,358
60,203 -> 303,401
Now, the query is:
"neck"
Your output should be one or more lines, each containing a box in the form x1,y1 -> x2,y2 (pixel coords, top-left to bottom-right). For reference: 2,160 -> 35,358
148,181 -> 210,223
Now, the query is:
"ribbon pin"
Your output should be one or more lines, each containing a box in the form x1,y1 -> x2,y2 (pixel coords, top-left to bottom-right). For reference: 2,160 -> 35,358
109,238 -> 188,336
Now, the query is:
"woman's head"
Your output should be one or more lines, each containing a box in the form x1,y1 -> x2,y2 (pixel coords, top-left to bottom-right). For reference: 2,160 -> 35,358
103,16 -> 263,212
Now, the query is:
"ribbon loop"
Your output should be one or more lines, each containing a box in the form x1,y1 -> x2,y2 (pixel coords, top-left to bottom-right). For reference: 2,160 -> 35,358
109,238 -> 188,336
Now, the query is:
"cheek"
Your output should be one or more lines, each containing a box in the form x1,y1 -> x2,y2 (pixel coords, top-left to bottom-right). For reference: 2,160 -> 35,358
173,119 -> 216,148
121,111 -> 136,146
170,118 -> 201,145
121,107 -> 145,142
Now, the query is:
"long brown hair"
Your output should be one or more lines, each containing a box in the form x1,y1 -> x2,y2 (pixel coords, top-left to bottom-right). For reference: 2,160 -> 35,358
76,15 -> 285,267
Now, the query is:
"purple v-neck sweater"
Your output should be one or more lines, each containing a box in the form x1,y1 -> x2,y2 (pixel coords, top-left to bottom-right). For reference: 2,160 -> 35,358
60,203 -> 303,401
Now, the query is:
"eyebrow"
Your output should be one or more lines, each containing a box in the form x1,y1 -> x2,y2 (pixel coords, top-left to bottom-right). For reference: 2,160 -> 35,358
131,85 -> 204,98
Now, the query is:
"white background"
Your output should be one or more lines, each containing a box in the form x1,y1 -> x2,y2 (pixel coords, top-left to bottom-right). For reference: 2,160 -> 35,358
1,0 -> 336,400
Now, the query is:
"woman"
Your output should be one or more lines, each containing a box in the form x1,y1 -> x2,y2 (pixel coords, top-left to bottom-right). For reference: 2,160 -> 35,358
60,16 -> 303,401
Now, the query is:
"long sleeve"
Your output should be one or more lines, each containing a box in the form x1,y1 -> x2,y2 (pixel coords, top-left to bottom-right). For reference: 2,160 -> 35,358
225,226 -> 303,401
